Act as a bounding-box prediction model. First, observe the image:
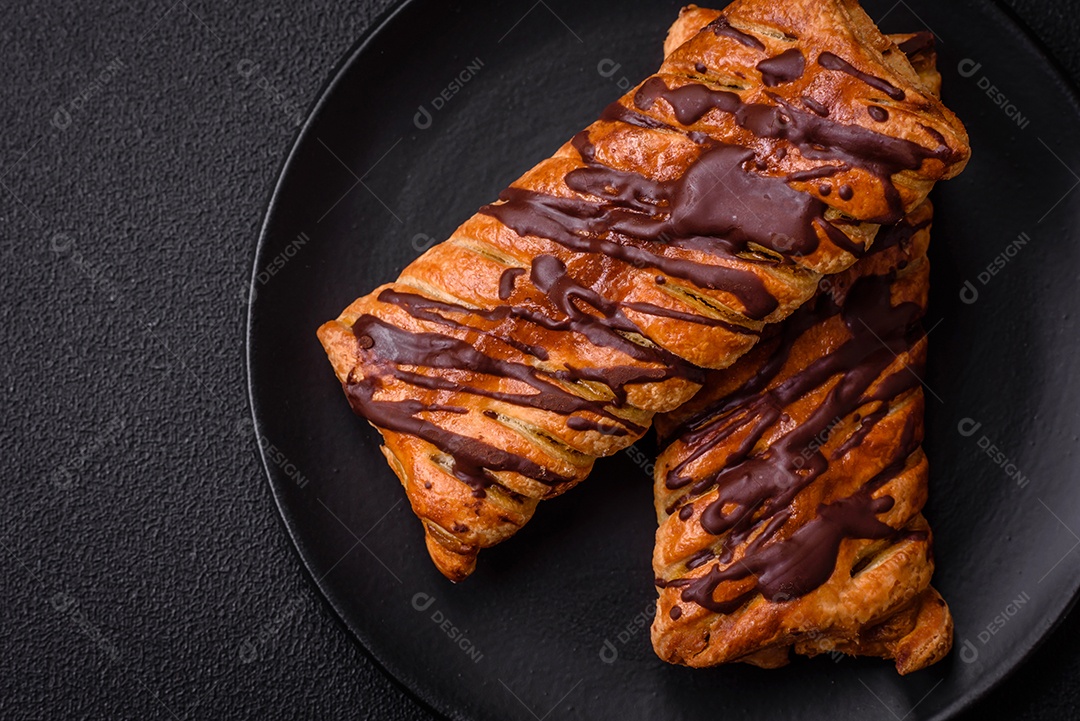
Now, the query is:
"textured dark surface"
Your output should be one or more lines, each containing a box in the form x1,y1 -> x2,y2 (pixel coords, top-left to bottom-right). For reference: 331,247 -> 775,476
1,1 -> 1078,719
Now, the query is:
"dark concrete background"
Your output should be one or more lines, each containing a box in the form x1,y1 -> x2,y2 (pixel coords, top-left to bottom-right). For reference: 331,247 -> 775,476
2,1 -> 1078,718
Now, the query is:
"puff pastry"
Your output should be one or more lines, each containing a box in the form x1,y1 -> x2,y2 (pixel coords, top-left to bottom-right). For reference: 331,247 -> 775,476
318,0 -> 970,581
652,10 -> 951,673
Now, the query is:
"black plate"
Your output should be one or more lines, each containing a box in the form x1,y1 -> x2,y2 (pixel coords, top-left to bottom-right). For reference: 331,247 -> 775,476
247,1 -> 1080,719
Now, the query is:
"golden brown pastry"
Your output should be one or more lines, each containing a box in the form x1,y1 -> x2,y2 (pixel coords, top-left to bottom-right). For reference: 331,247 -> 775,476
652,203 -> 949,674
669,6 -> 941,95
318,0 -> 970,581
665,6 -> 942,96
652,14 -> 951,673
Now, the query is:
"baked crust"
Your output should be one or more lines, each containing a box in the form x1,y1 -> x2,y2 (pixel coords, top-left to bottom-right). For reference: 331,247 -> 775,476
319,0 -> 969,580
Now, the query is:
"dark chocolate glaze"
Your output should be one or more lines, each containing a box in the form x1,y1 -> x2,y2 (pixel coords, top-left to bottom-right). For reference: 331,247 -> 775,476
633,76 -> 953,223
897,31 -> 935,59
498,267 -> 525,300
344,358 -> 573,497
801,96 -> 830,117
343,22 -> 955,506
832,405 -> 888,459
599,100 -> 670,131
757,49 -> 806,87
571,130 -> 596,163
346,267 -> 736,494
707,16 -> 766,51
659,212 -> 927,451
872,216 -> 930,253
868,105 -> 889,123
818,52 -> 906,101
482,138 -> 846,320
353,306 -> 646,427
686,548 -> 716,570
679,453 -> 913,613
373,288 -> 549,361
660,228 -> 928,611
787,164 -> 849,183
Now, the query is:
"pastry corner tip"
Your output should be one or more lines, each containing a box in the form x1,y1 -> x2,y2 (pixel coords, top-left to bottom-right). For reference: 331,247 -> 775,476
425,530 -> 479,583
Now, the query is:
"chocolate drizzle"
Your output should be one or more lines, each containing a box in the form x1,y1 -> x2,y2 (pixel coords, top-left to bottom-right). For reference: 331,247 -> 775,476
337,17 -> 959,513
677,454 -> 913,613
897,31 -> 935,59
483,139 -> 845,320
818,52 -> 906,101
347,271 -> 735,494
498,267 -> 525,300
757,49 -> 806,87
571,130 -> 596,163
599,100 -> 670,131
708,17 -> 765,51
660,235 -> 928,611
868,105 -> 889,123
632,76 -> 951,223
344,352 -> 574,496
801,96 -> 830,117
872,215 -> 930,252
786,164 -> 848,183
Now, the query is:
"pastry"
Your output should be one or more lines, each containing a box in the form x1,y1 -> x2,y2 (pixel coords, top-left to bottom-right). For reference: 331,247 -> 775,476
652,203 -> 949,673
665,6 -> 941,94
652,12 -> 951,673
318,0 -> 970,581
